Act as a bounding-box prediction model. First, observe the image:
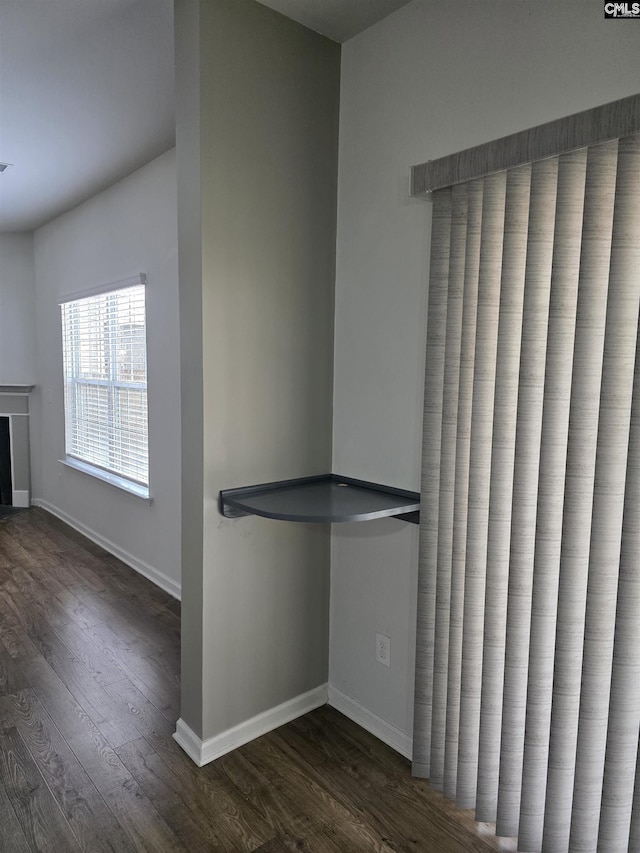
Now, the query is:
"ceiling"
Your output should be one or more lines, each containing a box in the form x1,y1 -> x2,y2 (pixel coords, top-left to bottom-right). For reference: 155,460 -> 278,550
257,0 -> 413,43
0,0 -> 412,233
0,0 -> 176,232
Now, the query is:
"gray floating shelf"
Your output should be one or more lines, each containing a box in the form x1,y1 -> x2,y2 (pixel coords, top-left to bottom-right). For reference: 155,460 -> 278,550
0,385 -> 35,394
219,474 -> 420,524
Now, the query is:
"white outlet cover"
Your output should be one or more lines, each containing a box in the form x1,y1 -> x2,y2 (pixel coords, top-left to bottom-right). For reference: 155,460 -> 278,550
376,632 -> 390,667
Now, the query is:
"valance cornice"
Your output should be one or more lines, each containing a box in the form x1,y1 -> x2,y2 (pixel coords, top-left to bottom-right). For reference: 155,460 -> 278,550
411,92 -> 640,196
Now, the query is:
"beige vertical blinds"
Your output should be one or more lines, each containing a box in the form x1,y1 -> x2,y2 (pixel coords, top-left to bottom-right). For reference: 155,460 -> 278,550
413,131 -> 640,852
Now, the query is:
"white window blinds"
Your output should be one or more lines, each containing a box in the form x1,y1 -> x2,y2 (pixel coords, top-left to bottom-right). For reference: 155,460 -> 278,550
60,281 -> 149,488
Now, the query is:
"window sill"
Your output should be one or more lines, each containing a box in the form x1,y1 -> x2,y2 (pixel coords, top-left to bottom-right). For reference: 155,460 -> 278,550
60,457 -> 151,502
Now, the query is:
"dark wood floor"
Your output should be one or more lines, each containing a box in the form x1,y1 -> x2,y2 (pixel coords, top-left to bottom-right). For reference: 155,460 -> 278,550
0,508 -> 508,852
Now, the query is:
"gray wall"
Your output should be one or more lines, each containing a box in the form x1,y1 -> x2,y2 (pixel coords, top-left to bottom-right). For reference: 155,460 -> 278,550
176,0 -> 340,741
0,234 -> 36,385
175,0 -> 204,735
31,149 -> 181,596
330,0 -> 640,746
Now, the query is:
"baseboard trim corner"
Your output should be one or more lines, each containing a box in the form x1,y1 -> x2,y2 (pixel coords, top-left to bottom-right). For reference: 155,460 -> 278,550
173,718 -> 206,766
31,498 -> 181,600
174,684 -> 328,767
328,684 -> 413,760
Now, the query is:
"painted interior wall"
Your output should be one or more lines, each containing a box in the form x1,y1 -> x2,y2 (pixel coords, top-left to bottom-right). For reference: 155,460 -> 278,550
0,234 -> 36,384
31,149 -> 181,596
175,0 -> 340,747
330,0 -> 640,750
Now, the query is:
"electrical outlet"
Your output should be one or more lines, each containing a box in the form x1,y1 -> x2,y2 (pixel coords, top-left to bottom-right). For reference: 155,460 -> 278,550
376,632 -> 390,667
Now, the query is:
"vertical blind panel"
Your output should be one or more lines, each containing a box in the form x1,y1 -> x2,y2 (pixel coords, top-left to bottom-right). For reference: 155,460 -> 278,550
476,164 -> 532,822
569,134 -> 640,853
413,188 -> 452,777
629,753 -> 640,851
415,130 -> 640,853
456,171 -> 506,809
444,179 -> 485,799
496,157 -> 559,839
516,148 -> 588,852
542,139 -> 618,853
431,184 -> 470,789
597,336 -> 640,851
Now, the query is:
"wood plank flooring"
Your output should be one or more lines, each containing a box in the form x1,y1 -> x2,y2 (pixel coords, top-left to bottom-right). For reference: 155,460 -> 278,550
0,508 -> 510,852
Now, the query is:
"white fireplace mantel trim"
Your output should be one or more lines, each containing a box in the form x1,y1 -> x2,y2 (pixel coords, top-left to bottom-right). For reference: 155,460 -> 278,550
0,388 -> 34,507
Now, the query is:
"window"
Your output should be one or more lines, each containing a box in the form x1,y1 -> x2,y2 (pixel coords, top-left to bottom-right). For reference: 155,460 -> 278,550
60,275 -> 149,497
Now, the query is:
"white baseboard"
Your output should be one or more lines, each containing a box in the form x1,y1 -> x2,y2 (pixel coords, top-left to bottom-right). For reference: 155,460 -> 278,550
31,498 -> 181,600
174,683 -> 328,767
328,684 -> 413,760
12,490 -> 30,508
